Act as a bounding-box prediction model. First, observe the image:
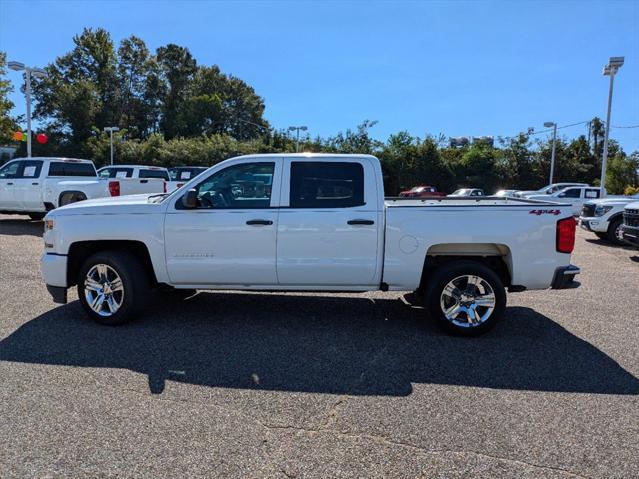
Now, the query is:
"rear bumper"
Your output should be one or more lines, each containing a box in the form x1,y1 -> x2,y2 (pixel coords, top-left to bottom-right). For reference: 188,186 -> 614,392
621,225 -> 639,247
551,265 -> 581,289
578,217 -> 608,233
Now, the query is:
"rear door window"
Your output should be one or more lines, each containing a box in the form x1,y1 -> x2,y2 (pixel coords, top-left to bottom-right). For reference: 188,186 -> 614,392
139,169 -> 170,180
48,162 -> 97,177
559,188 -> 581,198
585,189 -> 600,199
98,167 -> 133,179
19,160 -> 44,178
290,162 -> 364,208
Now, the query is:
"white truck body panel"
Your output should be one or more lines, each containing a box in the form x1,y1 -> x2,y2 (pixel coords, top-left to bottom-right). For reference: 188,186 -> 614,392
41,154 -> 578,295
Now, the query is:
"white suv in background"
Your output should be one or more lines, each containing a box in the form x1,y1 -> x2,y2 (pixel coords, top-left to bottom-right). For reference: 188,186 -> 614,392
579,194 -> 639,245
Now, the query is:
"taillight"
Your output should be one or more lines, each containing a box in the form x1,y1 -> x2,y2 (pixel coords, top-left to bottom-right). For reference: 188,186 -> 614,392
556,217 -> 576,253
108,181 -> 120,197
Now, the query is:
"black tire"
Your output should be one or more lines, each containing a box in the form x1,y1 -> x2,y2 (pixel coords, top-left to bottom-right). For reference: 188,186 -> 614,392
595,232 -> 607,240
28,212 -> 45,221
423,260 -> 506,336
606,217 -> 624,245
77,250 -> 150,325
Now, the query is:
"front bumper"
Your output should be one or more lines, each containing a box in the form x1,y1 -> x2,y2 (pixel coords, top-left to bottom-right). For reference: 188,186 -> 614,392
578,217 -> 608,233
551,265 -> 581,289
620,225 -> 639,248
41,252 -> 68,303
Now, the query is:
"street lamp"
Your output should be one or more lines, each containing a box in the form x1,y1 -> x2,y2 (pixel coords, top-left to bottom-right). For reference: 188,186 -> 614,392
103,127 -> 120,165
600,56 -> 624,198
288,125 -> 308,152
543,122 -> 557,185
8,61 -> 48,157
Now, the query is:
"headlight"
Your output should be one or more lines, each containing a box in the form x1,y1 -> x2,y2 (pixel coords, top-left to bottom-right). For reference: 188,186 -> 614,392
595,205 -> 613,216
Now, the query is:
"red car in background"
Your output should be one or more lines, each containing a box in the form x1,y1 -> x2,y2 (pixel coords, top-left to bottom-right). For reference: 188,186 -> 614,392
398,185 -> 447,198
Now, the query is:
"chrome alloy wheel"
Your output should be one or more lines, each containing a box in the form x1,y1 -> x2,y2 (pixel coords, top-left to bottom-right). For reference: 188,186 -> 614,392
84,264 -> 124,317
439,274 -> 496,328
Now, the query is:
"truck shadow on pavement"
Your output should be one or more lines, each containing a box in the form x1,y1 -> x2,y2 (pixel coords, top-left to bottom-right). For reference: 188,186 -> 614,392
0,217 -> 44,237
1,291 -> 638,396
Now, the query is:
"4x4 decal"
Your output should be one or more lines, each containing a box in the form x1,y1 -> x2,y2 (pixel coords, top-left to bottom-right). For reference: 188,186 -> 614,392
529,209 -> 561,216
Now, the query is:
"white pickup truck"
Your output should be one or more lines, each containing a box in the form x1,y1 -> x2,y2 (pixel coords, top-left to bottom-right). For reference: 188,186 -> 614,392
41,154 -> 580,335
0,157 -> 118,220
97,165 -> 169,196
579,194 -> 639,245
527,186 -> 603,216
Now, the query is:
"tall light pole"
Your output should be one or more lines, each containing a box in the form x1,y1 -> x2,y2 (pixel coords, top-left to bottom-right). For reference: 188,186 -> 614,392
8,61 -> 48,157
103,127 -> 120,165
288,125 -> 308,152
544,122 -> 557,185
600,56 -> 624,198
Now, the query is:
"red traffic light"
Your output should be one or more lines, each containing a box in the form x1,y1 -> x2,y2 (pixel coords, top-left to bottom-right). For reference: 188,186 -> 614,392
36,133 -> 48,144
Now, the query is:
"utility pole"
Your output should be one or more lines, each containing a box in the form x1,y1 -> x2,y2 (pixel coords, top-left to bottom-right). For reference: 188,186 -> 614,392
288,126 -> 308,152
600,57 -> 624,198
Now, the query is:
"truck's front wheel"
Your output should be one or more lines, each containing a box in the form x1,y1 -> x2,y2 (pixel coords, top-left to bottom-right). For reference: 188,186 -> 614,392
424,260 -> 506,336
77,251 -> 149,325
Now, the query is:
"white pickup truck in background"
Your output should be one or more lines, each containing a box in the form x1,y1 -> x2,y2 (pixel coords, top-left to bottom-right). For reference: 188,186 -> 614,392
168,166 -> 208,191
97,165 -> 169,196
579,193 -> 639,245
527,186 -> 603,216
0,157 -> 118,220
41,153 -> 580,336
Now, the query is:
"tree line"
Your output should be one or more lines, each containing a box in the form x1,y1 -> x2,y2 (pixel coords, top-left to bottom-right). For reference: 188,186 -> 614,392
1,28 -> 637,195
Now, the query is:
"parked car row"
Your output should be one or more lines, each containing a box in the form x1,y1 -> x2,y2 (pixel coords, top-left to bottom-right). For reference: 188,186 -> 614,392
0,157 -> 208,218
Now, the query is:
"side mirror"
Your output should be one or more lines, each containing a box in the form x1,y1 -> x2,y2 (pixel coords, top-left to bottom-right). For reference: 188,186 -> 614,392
181,188 -> 198,208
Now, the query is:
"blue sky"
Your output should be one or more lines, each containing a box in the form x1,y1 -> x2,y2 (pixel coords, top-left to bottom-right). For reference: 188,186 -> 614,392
1,0 -> 638,151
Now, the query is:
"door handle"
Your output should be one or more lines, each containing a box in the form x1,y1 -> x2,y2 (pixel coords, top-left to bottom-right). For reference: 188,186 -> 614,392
32,182 -> 39,185
140,179 -> 149,183
7,182 -> 13,185
347,219 -> 374,225
246,219 -> 273,226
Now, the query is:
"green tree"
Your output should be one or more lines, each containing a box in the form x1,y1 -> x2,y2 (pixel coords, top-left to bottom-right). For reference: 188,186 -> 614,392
0,51 -> 19,146
156,44 -> 197,139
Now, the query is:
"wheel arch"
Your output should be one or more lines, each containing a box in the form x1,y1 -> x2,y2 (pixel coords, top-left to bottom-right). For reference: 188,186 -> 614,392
419,243 -> 512,292
67,240 -> 158,287
58,190 -> 87,207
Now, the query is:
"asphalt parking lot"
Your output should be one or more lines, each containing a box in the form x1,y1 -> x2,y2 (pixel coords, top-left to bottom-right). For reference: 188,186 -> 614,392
1,214 -> 638,478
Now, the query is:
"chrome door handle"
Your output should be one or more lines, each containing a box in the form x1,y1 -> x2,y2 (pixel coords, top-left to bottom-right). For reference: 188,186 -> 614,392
347,219 -> 374,225
246,219 -> 273,226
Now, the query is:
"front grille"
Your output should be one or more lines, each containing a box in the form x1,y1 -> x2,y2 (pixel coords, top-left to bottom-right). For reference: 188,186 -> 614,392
581,204 -> 596,217
624,211 -> 639,228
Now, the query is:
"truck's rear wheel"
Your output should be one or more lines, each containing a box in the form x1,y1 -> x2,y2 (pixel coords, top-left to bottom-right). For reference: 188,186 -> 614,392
59,192 -> 87,207
77,251 -> 149,325
424,260 -> 506,336
28,212 -> 45,220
